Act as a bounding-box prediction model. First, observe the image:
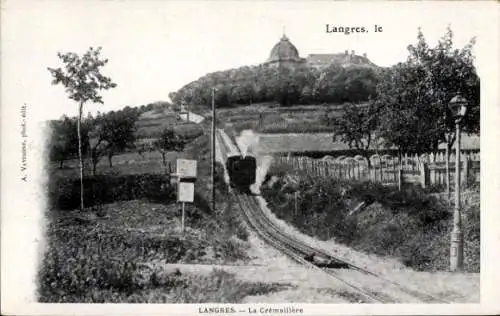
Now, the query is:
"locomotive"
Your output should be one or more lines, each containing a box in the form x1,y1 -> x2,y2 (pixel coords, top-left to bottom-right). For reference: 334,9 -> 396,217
217,129 -> 257,193
226,154 -> 257,193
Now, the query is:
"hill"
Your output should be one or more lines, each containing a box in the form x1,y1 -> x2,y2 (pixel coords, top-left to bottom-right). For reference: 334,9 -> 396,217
170,63 -> 380,108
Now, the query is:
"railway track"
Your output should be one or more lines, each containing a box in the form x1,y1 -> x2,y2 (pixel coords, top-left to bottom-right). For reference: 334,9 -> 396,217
217,129 -> 450,304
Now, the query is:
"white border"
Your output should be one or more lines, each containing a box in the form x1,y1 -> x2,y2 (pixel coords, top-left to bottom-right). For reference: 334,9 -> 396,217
2,1 -> 499,315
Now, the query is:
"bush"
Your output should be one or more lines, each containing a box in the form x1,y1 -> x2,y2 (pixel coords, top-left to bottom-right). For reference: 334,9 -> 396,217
38,219 -> 208,302
49,174 -> 175,210
261,167 -> 479,272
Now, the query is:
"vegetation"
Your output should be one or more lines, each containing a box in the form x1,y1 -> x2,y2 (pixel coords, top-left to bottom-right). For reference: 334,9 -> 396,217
48,173 -> 174,211
48,47 -> 117,210
375,27 -> 479,154
154,128 -> 187,172
328,102 -> 379,164
41,116 -> 261,302
48,116 -> 88,169
327,27 -> 480,159
88,107 -> 140,174
170,64 -> 379,107
261,166 -> 479,272
39,197 -> 282,302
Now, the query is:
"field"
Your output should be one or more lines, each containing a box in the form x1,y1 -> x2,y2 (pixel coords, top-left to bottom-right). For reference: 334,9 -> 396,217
135,108 -> 204,139
40,110 -> 275,302
217,103 -> 344,135
216,103 -> 479,155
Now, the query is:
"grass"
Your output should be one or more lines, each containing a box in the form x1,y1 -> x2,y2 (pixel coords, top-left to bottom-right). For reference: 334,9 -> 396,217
168,269 -> 288,303
261,164 -> 480,272
38,198 -> 272,302
39,119 -> 262,302
216,103 -> 340,135
52,150 -> 181,179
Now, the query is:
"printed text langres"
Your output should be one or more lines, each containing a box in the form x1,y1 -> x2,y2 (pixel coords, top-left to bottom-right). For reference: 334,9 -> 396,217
325,24 -> 383,34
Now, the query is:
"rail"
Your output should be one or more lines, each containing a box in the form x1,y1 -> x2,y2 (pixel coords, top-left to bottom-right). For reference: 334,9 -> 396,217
217,128 -> 451,303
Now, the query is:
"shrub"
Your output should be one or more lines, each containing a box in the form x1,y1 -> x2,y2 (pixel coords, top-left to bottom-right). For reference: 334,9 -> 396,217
261,167 -> 479,272
49,174 -> 175,210
38,219 -> 206,302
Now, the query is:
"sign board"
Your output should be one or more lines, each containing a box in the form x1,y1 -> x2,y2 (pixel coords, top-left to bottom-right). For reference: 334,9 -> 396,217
176,159 -> 197,179
178,182 -> 194,203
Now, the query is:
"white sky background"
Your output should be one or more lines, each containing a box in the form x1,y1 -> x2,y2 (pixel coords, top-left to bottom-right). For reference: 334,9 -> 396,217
2,0 -> 494,121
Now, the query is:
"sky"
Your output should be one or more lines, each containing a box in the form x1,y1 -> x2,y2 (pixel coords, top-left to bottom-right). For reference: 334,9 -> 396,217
2,0 -> 498,121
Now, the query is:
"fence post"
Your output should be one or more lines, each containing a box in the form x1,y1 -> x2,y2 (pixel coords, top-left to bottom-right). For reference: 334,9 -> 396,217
419,162 -> 429,188
429,162 -> 435,187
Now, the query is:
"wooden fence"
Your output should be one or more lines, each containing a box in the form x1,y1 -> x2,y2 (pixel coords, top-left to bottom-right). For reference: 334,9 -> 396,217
273,152 -> 480,190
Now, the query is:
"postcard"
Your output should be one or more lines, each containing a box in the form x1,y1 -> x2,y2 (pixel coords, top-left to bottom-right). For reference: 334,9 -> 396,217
1,0 -> 499,315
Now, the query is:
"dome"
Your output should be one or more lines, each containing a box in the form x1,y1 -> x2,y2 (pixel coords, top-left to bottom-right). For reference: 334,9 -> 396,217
267,34 -> 300,62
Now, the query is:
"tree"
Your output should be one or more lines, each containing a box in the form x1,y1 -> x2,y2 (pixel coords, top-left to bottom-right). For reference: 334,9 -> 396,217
88,109 -> 138,174
377,27 -> 480,197
329,102 -> 379,164
170,62 -> 378,108
376,27 -> 479,198
48,47 -> 116,210
407,27 -> 479,199
48,116 -> 88,168
154,129 -> 186,173
375,63 -> 442,154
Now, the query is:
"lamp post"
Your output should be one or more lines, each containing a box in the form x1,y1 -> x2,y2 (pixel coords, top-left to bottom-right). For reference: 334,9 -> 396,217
211,88 -> 216,212
448,94 -> 468,272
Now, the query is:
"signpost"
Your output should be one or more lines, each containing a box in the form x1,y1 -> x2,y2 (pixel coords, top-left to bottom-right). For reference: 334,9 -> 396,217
174,159 -> 197,234
179,102 -> 189,122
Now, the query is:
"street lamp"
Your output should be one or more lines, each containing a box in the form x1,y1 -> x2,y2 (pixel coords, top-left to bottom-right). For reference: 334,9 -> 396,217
211,88 -> 217,212
448,94 -> 468,272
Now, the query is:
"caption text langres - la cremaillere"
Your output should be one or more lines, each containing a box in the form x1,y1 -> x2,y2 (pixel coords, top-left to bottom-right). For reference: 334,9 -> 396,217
325,24 -> 383,35
198,306 -> 304,314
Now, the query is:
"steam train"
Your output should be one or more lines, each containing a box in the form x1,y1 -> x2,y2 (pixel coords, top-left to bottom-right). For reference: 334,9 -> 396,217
218,129 -> 257,193
226,154 -> 257,193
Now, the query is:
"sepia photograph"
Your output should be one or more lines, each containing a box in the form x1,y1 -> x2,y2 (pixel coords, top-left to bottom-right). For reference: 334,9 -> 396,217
1,0 -> 499,315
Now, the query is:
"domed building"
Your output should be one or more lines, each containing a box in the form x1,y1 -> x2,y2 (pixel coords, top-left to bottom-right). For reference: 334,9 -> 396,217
263,34 -> 306,69
263,33 -> 376,70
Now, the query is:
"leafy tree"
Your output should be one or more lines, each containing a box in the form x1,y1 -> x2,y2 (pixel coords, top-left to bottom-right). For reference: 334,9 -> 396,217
154,129 -> 186,173
375,63 -> 442,154
376,27 -> 479,154
330,102 -> 379,164
171,62 -> 377,107
48,47 -> 116,210
313,64 -> 347,103
407,27 -> 479,198
376,27 -> 479,198
88,109 -> 138,174
49,116 -> 88,168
